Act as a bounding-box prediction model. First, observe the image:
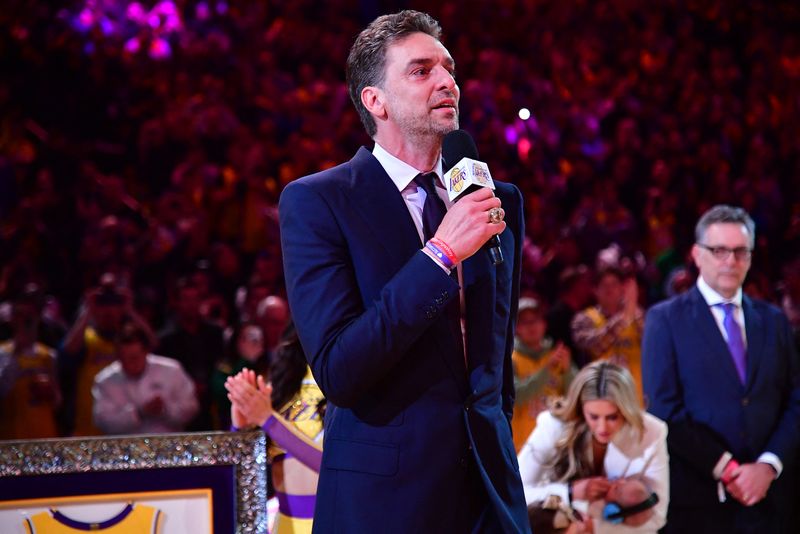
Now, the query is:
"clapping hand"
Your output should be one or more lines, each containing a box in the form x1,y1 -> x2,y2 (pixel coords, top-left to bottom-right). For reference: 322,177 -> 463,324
140,395 -> 165,417
225,368 -> 273,429
547,342 -> 571,373
622,278 -> 639,321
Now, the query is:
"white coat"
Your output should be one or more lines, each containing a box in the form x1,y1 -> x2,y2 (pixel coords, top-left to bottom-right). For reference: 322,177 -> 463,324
517,410 -> 669,534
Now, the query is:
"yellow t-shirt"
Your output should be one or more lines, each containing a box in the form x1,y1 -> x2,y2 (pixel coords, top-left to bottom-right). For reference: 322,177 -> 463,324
0,341 -> 59,440
583,307 -> 644,406
72,327 -> 118,436
511,346 -> 571,452
25,504 -> 162,534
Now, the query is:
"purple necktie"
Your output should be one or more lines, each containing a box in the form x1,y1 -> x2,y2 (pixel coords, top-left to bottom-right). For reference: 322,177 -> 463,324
414,172 -> 446,242
718,303 -> 747,384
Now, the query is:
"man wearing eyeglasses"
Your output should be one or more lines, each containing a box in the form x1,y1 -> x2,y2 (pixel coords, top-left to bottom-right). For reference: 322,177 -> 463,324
642,204 -> 800,534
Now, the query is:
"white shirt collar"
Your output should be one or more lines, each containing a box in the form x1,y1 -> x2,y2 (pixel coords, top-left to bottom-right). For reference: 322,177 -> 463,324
372,142 -> 444,191
696,275 -> 743,308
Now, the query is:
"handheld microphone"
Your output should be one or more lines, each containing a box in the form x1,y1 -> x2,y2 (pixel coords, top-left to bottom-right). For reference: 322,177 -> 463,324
442,130 -> 504,265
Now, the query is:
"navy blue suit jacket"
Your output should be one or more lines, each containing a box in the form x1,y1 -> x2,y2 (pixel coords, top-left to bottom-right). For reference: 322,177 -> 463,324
643,287 -> 800,511
279,147 -> 529,533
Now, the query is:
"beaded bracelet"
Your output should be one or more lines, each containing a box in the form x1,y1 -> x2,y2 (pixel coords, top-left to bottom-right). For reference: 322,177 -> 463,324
426,239 -> 457,269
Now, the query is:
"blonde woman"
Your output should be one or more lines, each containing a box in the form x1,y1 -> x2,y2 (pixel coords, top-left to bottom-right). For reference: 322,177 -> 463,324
518,362 -> 669,533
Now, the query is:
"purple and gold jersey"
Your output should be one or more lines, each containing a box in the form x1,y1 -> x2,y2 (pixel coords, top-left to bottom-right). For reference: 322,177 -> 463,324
25,504 -> 162,534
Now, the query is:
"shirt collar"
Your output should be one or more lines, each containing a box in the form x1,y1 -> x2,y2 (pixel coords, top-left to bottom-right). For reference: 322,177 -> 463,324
696,275 -> 743,308
372,142 -> 444,192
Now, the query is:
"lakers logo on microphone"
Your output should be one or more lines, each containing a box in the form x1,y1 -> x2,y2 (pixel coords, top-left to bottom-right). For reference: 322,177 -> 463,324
473,163 -> 490,185
450,166 -> 466,193
444,157 -> 495,202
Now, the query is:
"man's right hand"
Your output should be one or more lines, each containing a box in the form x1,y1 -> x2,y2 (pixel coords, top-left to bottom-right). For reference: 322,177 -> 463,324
433,187 -> 505,264
726,462 -> 776,506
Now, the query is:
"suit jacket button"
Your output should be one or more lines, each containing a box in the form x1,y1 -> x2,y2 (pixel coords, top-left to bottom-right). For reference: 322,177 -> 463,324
741,397 -> 749,407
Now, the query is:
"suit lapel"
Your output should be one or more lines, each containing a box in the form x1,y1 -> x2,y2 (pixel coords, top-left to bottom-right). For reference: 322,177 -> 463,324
345,147 -> 423,265
742,295 -> 764,390
689,288 -> 743,387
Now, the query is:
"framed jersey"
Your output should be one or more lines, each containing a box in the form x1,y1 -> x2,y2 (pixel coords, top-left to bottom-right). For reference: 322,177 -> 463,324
0,431 -> 267,533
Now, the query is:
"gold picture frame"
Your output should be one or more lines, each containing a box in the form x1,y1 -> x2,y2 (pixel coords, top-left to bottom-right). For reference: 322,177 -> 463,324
0,431 -> 267,533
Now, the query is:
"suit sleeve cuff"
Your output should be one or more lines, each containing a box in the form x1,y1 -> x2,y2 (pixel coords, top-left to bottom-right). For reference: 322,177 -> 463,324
422,246 -> 452,274
757,453 -> 782,478
713,451 -> 733,480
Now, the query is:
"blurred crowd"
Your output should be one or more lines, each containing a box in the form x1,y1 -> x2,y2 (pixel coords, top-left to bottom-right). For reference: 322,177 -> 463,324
1,0 -> 799,439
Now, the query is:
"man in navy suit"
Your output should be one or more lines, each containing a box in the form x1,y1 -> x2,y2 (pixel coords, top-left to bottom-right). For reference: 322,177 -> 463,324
279,10 -> 529,534
643,205 -> 800,533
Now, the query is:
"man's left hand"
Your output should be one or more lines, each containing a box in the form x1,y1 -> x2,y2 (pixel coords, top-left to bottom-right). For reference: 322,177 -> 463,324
725,462 -> 776,506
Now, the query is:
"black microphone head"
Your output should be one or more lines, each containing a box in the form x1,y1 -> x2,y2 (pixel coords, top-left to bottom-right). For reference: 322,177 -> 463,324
443,129 -> 479,166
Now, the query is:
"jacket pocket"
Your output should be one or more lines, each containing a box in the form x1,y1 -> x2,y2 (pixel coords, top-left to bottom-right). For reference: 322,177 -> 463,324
325,438 -> 399,476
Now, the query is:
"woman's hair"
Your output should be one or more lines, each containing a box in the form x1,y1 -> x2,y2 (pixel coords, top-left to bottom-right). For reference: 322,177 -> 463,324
270,322 -> 326,419
547,361 -> 643,481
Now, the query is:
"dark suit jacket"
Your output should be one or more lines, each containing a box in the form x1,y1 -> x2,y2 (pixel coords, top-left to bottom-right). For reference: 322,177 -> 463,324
642,287 -> 800,519
279,147 -> 529,533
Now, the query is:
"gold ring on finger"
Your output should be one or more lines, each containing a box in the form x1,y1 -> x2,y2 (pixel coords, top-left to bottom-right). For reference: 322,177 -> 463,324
488,207 -> 503,224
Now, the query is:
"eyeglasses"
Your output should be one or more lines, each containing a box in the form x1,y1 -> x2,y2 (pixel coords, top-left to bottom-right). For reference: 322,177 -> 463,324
697,243 -> 752,261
